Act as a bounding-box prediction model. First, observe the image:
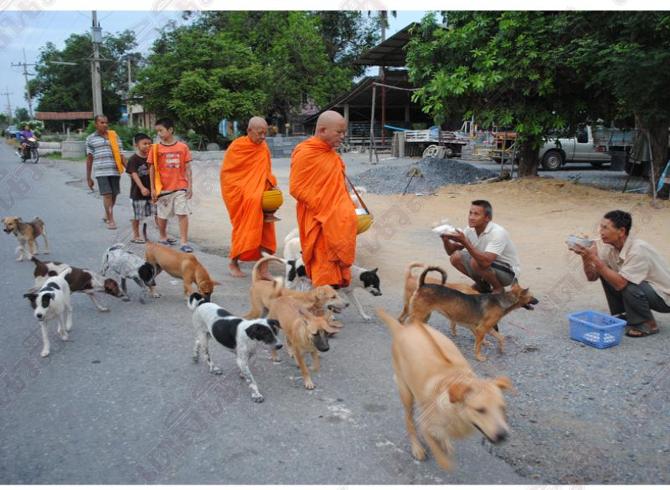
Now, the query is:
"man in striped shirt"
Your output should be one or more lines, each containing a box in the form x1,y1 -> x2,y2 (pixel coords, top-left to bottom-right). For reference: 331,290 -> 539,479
86,115 -> 126,230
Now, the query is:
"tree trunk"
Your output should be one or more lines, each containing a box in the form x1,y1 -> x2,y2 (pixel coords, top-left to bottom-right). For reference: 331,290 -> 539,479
635,114 -> 669,194
517,140 -> 540,177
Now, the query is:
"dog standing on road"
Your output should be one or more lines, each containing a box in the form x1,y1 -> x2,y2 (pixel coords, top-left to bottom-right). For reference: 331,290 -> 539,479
3,216 -> 49,261
188,292 -> 282,403
24,268 -> 73,357
377,307 -> 513,470
29,257 -> 122,312
408,266 -> 538,361
101,244 -> 158,303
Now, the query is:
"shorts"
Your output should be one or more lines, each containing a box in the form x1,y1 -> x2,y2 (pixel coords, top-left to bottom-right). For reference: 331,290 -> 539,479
97,176 -> 120,196
131,199 -> 156,221
460,250 -> 516,287
156,190 -> 190,220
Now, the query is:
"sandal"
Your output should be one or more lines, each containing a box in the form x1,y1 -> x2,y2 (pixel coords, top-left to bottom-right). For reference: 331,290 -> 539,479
158,240 -> 173,246
166,237 -> 178,244
180,244 -> 193,253
130,238 -> 146,244
625,326 -> 659,338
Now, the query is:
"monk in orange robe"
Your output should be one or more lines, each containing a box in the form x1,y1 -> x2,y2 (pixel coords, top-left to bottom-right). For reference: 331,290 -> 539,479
220,117 -> 278,278
289,111 -> 357,287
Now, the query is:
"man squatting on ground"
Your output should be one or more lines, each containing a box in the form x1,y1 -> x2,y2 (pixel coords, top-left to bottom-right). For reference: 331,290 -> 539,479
573,209 -> 670,337
441,199 -> 521,293
86,114 -> 127,230
289,110 -> 357,288
220,117 -> 279,278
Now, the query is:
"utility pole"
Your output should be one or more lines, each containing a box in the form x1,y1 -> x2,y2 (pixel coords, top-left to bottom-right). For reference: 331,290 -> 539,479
127,56 -> 133,126
2,88 -> 13,123
91,11 -> 103,116
10,50 -> 36,119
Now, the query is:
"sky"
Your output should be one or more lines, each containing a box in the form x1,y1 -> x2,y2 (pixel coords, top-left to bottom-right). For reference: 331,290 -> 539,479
0,10 -> 426,119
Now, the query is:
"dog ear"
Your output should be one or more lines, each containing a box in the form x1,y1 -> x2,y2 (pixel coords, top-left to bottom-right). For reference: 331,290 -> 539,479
211,280 -> 221,286
493,376 -> 513,391
371,268 -> 378,274
448,382 -> 472,404
138,263 -> 155,283
23,292 -> 38,308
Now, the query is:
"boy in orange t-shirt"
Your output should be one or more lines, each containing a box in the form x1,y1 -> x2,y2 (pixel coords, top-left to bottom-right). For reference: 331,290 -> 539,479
147,118 -> 194,253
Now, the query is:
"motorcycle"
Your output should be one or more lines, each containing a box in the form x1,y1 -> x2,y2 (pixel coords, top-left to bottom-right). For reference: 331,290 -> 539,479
19,137 -> 40,164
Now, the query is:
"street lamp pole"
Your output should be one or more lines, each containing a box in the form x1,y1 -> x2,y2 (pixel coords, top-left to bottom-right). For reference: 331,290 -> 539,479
91,11 -> 103,116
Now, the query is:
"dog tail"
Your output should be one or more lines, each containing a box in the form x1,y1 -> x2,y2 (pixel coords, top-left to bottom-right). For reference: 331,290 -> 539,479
269,277 -> 284,300
376,307 -> 405,335
418,266 -> 447,287
30,256 -> 44,266
252,255 -> 287,283
406,262 -> 427,282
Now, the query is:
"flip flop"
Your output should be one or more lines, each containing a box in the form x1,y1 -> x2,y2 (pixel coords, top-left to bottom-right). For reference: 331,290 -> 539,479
130,238 -> 146,244
625,327 -> 659,338
180,244 -> 193,253
158,240 -> 172,246
106,223 -> 118,230
166,237 -> 178,244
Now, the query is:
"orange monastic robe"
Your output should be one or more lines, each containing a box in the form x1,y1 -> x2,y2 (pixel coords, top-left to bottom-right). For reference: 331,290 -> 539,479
220,136 -> 277,261
289,137 -> 357,287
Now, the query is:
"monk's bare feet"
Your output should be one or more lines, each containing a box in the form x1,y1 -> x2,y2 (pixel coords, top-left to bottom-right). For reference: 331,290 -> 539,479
228,262 -> 246,278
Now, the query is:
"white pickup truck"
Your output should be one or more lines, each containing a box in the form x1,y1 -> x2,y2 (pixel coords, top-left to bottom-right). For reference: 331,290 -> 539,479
539,125 -> 611,170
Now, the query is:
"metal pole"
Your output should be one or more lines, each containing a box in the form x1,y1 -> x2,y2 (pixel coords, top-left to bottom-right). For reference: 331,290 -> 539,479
369,84 -> 376,163
2,88 -> 13,123
22,50 -> 33,119
127,57 -> 132,126
91,11 -> 103,116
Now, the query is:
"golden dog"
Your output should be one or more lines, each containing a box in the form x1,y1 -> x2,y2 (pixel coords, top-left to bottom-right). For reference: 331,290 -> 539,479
408,266 -> 538,361
144,241 -> 219,300
268,295 -> 339,389
377,307 -> 512,470
3,216 -> 49,261
245,255 -> 348,319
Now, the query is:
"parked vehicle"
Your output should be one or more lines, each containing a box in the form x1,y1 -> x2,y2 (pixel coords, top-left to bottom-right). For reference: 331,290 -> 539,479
3,125 -> 20,138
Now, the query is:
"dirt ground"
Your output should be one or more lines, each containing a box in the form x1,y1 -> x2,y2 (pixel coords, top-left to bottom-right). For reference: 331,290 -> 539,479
184,155 -> 670,483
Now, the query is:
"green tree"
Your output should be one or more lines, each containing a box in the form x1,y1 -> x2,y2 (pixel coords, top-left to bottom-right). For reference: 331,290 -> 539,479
406,12 -> 603,176
133,26 -> 268,139
563,12 -> 670,186
14,107 -> 30,122
30,30 -> 139,121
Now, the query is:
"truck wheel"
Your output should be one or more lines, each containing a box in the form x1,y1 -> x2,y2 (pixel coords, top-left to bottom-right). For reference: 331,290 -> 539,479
541,150 -> 563,170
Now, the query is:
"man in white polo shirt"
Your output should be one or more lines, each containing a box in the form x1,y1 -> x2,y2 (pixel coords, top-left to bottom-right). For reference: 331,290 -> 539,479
573,209 -> 670,338
441,199 -> 521,293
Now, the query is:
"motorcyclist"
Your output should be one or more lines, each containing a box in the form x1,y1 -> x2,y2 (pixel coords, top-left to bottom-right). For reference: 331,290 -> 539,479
18,125 -> 35,157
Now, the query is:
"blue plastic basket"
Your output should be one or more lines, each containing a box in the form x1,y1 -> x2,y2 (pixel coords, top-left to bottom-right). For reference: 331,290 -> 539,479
568,310 -> 626,349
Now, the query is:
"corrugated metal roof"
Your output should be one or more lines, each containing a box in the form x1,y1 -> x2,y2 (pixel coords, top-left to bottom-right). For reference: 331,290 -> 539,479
354,23 -> 419,67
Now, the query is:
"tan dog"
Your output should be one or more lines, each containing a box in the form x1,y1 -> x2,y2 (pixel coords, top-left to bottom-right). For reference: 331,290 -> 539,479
267,295 -> 340,389
3,216 -> 49,261
377,307 -> 512,470
245,255 -> 349,319
398,262 -> 479,324
144,241 -> 219,300
408,267 -> 538,361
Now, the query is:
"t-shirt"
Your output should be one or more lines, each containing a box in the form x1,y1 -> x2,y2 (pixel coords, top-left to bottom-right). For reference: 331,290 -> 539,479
86,132 -> 122,178
463,221 -> 521,276
126,154 -> 151,201
146,140 -> 192,193
598,237 -> 670,305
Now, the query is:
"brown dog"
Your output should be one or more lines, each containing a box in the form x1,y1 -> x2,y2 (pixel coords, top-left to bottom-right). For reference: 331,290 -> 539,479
377,307 -> 512,470
245,255 -> 349,319
408,266 -> 538,361
144,241 -> 219,300
398,262 -> 479,324
3,216 -> 49,261
267,295 -> 340,390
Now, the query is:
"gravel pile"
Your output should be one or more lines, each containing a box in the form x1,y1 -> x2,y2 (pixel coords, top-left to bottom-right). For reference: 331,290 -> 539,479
353,157 -> 498,195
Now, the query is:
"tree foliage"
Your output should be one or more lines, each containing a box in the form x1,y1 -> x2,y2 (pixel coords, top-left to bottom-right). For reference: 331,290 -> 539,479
135,11 -> 376,137
30,30 -> 140,122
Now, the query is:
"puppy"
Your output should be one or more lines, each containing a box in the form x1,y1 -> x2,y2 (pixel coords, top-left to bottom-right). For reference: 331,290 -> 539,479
377,308 -> 512,470
267,295 -> 340,390
145,241 -> 219,300
3,216 -> 49,261
398,262 -> 480,323
188,292 -> 282,403
101,243 -> 158,303
29,257 -> 122,312
408,267 -> 538,361
246,255 -> 348,319
23,268 -> 73,358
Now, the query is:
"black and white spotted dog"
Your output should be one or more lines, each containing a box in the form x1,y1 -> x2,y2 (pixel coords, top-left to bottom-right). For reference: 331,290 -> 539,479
280,230 -> 383,320
23,268 -> 73,358
188,292 -> 282,403
101,243 -> 157,303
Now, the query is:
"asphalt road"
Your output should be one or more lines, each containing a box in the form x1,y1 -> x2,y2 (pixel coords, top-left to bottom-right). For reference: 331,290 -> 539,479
0,142 -> 531,484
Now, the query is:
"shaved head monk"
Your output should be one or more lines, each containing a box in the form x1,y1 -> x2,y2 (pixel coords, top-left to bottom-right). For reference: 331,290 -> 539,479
289,110 -> 357,288
220,116 -> 278,277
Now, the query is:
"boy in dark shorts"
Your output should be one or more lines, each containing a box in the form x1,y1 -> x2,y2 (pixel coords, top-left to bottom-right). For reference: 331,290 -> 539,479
126,133 -> 157,243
